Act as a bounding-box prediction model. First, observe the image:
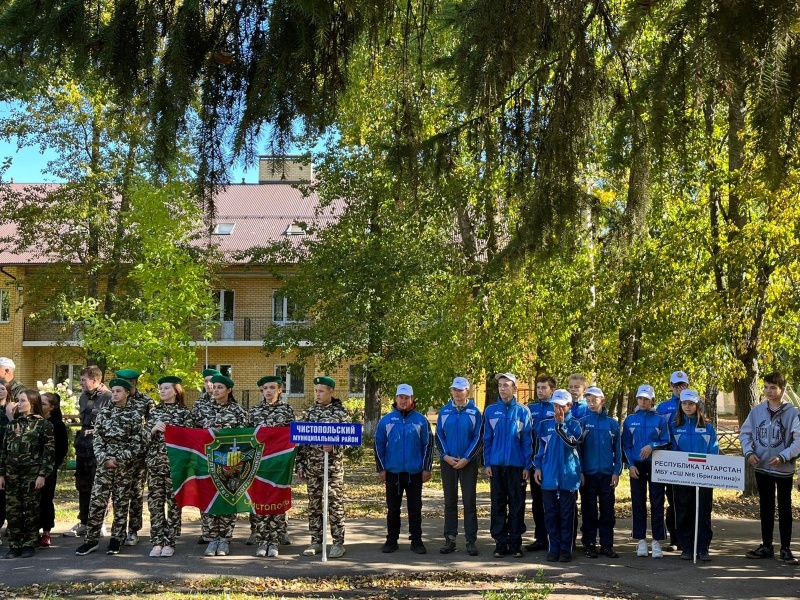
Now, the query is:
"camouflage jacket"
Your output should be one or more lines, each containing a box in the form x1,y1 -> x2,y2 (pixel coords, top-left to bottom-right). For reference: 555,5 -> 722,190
295,398 -> 350,475
0,414 -> 55,477
190,397 -> 247,430
247,399 -> 295,428
93,401 -> 145,465
131,391 -> 156,420
145,403 -> 194,469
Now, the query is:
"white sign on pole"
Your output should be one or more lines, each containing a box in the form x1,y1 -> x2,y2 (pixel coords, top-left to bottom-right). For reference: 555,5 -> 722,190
652,450 -> 745,491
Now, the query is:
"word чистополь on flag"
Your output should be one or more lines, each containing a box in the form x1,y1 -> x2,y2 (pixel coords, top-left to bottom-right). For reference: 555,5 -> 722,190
164,425 -> 297,515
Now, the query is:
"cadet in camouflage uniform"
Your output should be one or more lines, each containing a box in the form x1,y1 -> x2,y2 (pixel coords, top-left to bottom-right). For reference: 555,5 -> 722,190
194,368 -> 220,544
190,374 -> 247,557
75,379 -> 144,556
115,369 -> 155,547
146,376 -> 194,557
247,375 -> 295,558
296,376 -> 350,559
0,389 -> 54,558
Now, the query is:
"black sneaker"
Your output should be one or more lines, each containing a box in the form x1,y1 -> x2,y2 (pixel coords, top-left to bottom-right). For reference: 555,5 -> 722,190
439,538 -> 456,554
20,546 -> 35,558
381,539 -> 399,553
559,552 -> 572,562
493,543 -> 507,558
746,544 -> 774,559
698,550 -> 712,562
600,545 -> 619,558
466,541 -> 478,556
525,539 -> 547,551
510,546 -> 524,558
197,535 -> 210,545
584,544 -> 598,558
4,548 -> 22,559
780,547 -> 799,565
680,550 -> 693,560
546,552 -> 559,561
107,538 -> 121,555
410,540 -> 427,554
75,541 -> 99,556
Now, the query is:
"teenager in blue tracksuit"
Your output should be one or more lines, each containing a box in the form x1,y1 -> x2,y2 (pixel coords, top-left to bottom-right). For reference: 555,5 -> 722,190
375,384 -> 434,555
533,389 -> 583,563
656,370 -> 689,550
578,386 -> 622,559
525,373 -> 555,551
435,377 -> 482,555
622,384 -> 670,559
483,373 -> 533,558
670,389 -> 719,561
568,373 -> 589,420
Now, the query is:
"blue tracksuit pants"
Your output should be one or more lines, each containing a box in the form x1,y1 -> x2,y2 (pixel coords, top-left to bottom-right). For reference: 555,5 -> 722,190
580,472 -> 617,546
629,460 -> 666,540
542,489 -> 577,554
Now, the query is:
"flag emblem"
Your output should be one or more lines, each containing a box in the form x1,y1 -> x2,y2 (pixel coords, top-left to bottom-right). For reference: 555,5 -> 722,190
688,453 -> 707,463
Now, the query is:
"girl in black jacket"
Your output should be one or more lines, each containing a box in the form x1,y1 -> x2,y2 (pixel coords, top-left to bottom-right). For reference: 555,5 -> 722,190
38,392 -> 69,547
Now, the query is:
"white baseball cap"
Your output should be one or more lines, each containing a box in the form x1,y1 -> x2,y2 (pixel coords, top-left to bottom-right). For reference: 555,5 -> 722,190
450,377 -> 470,391
0,357 -> 16,370
679,389 -> 701,403
636,384 -> 655,400
670,371 -> 689,385
494,373 -> 518,386
585,386 -> 605,398
396,383 -> 414,396
551,389 -> 572,406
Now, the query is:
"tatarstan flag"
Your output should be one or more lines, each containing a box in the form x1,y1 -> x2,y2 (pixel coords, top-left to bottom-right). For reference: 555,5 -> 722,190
165,425 -> 297,515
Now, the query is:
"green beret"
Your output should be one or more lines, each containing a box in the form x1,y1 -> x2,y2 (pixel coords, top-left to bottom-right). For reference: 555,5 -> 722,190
202,368 -> 221,378
314,376 -> 335,389
158,376 -> 183,385
257,376 -> 283,387
108,378 -> 132,391
115,369 -> 141,379
211,374 -> 234,388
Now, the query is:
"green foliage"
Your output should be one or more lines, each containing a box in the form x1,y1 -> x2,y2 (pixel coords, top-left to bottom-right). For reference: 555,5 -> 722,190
481,572 -> 553,600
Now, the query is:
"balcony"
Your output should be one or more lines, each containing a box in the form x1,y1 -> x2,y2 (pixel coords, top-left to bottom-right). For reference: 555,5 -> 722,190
23,319 -> 85,343
190,318 -> 272,342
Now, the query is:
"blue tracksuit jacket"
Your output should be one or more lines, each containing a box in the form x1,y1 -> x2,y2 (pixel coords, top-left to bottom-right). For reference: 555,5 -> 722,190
532,413 -> 583,491
435,399 -> 482,461
579,408 -> 623,476
375,408 -> 434,474
670,416 -> 719,455
483,397 -> 533,468
622,408 -> 670,465
656,394 -> 680,428
570,398 -> 589,420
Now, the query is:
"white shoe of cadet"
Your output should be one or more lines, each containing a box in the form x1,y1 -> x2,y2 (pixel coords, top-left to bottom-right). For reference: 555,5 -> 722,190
651,540 -> 663,559
636,539 -> 648,557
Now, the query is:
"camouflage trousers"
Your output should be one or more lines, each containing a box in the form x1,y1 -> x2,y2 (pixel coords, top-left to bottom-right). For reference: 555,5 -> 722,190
3,465 -> 41,548
125,454 -> 147,533
85,462 -> 136,544
252,512 -> 289,545
307,469 -> 345,545
147,462 -> 181,547
202,513 -> 236,541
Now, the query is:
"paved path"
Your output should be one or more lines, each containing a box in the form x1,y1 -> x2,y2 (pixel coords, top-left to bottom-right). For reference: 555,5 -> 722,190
3,516 -> 799,599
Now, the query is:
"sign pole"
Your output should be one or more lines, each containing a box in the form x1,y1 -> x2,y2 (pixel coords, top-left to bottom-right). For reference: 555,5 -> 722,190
322,450 -> 329,562
693,485 -> 699,565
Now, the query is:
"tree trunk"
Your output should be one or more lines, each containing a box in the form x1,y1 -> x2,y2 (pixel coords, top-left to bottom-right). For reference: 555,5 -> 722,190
733,367 -> 760,495
363,369 -> 381,438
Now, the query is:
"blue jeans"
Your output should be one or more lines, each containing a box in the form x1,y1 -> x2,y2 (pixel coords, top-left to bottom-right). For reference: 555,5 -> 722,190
580,472 -> 617,546
629,460 -> 665,540
542,488 -> 577,554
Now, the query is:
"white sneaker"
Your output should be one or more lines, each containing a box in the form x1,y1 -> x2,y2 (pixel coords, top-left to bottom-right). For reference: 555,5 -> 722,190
328,544 -> 346,558
637,539 -> 648,557
204,541 -> 219,556
64,523 -> 87,537
302,543 -> 321,556
149,545 -> 163,557
161,546 -> 175,557
267,544 -> 279,557
216,541 -> 230,556
256,543 -> 268,557
124,532 -> 139,546
651,540 -> 663,559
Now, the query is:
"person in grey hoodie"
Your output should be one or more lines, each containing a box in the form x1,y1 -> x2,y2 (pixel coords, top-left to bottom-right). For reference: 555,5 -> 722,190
739,371 -> 800,564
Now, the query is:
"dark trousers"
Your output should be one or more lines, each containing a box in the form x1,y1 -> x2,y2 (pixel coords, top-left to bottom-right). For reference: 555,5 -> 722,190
542,489 -> 577,554
529,478 -> 547,542
75,456 -> 97,524
0,488 -> 6,529
674,485 -> 713,553
629,461 -> 665,540
39,469 -> 59,531
580,472 -> 617,547
664,484 -> 678,544
385,471 -> 423,542
441,460 -> 478,542
489,465 -> 527,547
755,471 -> 794,548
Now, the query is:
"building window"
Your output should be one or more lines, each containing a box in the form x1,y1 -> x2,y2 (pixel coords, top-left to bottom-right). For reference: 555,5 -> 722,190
272,292 -> 304,323
207,364 -> 233,378
0,290 -> 9,322
54,364 -> 83,393
212,223 -> 235,235
348,365 -> 366,396
275,364 -> 305,395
